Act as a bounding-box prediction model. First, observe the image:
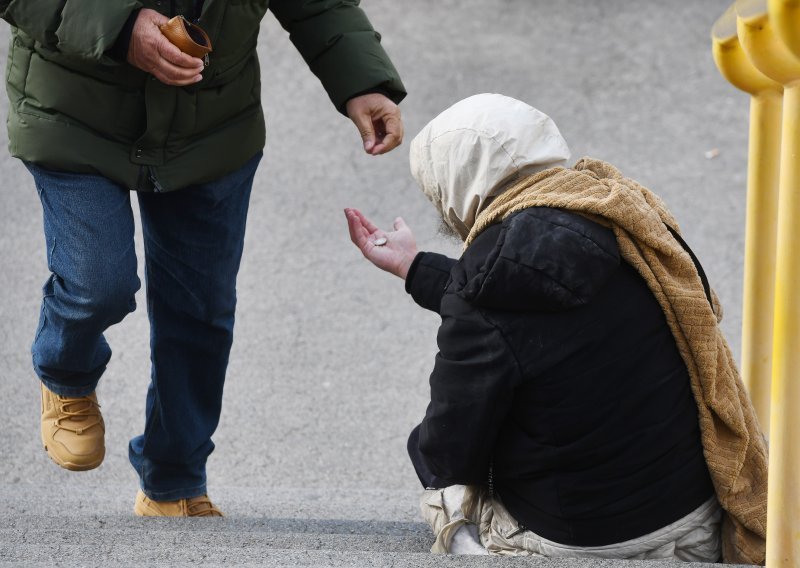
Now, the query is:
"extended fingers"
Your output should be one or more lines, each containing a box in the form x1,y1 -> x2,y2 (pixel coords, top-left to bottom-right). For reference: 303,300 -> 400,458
345,208 -> 372,250
157,38 -> 205,71
350,110 -> 376,153
149,39 -> 203,85
393,217 -> 409,231
353,209 -> 380,235
151,64 -> 203,86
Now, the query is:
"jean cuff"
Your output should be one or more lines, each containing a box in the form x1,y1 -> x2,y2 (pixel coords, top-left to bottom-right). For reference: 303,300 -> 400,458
140,482 -> 209,502
39,376 -> 98,398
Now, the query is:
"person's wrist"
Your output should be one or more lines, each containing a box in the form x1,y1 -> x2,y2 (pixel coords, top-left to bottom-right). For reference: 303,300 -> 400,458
396,252 -> 417,280
344,91 -> 389,117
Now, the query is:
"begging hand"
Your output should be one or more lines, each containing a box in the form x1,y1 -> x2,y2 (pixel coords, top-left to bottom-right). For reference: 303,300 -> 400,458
345,208 -> 417,279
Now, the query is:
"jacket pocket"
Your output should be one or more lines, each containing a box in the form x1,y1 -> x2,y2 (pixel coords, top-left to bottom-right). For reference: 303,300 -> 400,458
22,53 -> 145,143
192,56 -> 260,135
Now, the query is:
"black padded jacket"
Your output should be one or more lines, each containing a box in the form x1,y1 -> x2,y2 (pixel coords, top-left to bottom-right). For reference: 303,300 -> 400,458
405,207 -> 714,547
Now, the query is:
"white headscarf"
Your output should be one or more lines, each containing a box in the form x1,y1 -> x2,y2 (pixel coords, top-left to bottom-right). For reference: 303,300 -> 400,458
409,93 -> 571,239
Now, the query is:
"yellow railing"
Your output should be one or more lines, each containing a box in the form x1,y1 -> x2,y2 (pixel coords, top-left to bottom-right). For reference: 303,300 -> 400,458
713,1 -> 800,564
712,5 -> 782,435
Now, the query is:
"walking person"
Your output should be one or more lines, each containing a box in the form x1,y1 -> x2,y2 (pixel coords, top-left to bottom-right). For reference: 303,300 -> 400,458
2,1 -> 405,516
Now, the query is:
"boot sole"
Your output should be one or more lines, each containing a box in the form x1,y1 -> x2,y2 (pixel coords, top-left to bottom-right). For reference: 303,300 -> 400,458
133,504 -> 225,517
42,443 -> 104,472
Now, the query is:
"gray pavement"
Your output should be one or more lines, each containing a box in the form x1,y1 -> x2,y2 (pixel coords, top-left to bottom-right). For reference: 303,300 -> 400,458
0,1 -> 757,566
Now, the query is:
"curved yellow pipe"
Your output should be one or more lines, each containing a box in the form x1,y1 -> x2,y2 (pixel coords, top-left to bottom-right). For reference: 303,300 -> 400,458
713,5 -> 783,94
736,0 -> 800,85
769,0 -> 800,61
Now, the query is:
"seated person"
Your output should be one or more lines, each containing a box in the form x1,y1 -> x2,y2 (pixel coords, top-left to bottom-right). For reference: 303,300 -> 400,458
344,94 -> 767,564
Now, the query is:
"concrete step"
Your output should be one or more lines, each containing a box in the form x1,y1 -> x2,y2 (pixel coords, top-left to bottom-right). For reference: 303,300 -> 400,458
0,484 -> 751,567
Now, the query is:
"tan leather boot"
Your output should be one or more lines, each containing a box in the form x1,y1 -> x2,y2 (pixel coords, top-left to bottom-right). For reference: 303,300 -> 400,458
134,490 -> 224,517
40,383 -> 105,471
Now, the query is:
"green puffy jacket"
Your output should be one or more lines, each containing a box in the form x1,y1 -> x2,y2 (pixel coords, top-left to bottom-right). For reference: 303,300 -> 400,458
0,0 -> 406,192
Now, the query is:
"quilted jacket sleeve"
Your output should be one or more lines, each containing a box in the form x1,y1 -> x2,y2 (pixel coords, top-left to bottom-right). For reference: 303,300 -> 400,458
269,0 -> 406,112
405,252 -> 457,315
0,0 -> 141,60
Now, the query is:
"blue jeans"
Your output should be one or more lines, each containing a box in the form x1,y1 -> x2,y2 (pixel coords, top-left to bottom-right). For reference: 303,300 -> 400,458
28,152 -> 261,500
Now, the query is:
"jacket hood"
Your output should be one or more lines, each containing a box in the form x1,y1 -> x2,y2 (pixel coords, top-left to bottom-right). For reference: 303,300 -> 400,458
409,93 -> 571,239
450,208 -> 621,311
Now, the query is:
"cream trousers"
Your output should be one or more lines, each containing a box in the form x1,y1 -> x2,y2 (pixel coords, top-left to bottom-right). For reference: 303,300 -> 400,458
421,485 -> 721,562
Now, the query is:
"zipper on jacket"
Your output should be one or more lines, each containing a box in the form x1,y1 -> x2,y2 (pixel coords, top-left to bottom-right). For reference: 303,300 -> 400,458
195,1 -> 209,67
193,0 -> 206,22
148,166 -> 164,193
136,165 -> 148,192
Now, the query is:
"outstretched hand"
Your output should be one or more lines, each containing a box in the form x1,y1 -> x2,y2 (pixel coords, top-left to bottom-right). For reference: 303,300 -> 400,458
346,94 -> 404,155
345,208 -> 418,280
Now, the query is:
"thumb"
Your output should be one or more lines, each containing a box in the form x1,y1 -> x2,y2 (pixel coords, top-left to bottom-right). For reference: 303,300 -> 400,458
393,217 -> 408,231
351,111 -> 376,152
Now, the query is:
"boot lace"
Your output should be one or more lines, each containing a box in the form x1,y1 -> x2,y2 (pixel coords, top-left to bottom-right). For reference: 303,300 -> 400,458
55,396 -> 102,435
187,495 -> 223,517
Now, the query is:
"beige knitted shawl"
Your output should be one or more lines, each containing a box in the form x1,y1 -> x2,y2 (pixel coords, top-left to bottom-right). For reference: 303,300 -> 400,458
466,158 -> 767,565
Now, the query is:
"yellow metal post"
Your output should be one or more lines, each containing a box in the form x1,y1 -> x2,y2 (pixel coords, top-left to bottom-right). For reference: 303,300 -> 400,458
736,1 -> 800,564
712,6 -> 783,435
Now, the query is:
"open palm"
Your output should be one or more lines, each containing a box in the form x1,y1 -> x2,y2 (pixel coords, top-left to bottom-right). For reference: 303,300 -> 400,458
344,208 -> 418,279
